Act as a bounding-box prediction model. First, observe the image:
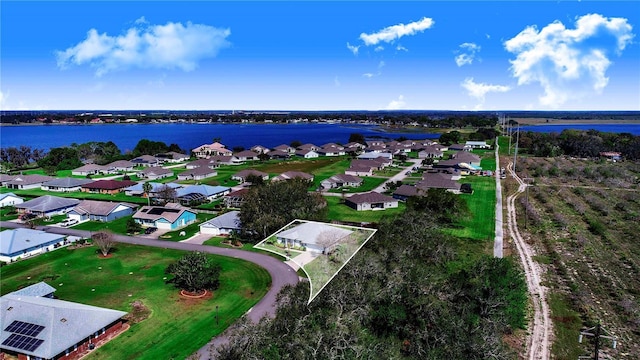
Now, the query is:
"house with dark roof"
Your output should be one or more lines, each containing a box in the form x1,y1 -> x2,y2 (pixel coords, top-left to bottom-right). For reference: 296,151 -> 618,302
233,150 -> 259,162
416,173 -> 462,193
266,149 -> 290,159
67,200 -> 137,222
4,175 -> 54,190
273,144 -> 295,153
320,174 -> 363,189
345,192 -> 398,211
177,167 -> 218,181
41,178 -> 93,192
15,196 -> 80,217
0,228 -> 67,262
0,288 -> 126,360
71,164 -> 107,176
271,171 -> 314,182
199,210 -> 241,235
81,180 -> 137,195
345,164 -> 374,177
231,169 -> 269,183
137,167 -> 173,180
224,188 -> 249,208
418,145 -> 445,159
393,184 -> 423,201
207,155 -> 237,166
0,193 -> 24,207
449,143 -> 472,152
133,203 -> 196,230
275,221 -> 353,254
131,155 -> 160,167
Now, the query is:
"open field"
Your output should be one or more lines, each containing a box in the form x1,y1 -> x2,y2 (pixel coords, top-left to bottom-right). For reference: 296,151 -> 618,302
0,244 -> 270,360
324,195 -> 405,223
513,156 -> 640,358
71,215 -> 134,234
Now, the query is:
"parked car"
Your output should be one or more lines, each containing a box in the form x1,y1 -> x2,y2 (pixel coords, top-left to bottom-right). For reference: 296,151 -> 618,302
60,219 -> 78,227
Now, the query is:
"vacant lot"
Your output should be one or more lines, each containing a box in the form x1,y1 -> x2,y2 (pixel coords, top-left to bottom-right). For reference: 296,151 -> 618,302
0,244 -> 270,360
515,156 -> 640,358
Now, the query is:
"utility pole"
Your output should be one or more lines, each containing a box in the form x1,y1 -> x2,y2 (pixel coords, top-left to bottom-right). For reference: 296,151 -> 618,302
513,125 -> 520,173
578,322 -> 617,360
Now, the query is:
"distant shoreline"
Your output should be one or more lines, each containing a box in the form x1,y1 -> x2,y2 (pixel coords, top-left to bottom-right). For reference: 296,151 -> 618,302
510,118 -> 640,125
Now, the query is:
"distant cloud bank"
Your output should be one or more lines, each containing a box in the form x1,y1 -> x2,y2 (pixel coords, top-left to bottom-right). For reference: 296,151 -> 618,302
504,13 -> 634,108
56,18 -> 231,76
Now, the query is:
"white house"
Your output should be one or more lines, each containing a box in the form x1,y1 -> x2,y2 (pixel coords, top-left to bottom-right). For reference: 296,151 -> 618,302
275,222 -> 353,254
199,211 -> 241,236
0,228 -> 68,262
345,192 -> 398,211
0,193 -> 24,207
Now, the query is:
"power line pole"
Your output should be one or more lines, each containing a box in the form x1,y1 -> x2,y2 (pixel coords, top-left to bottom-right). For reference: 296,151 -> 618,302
513,125 -> 520,173
578,322 -> 617,360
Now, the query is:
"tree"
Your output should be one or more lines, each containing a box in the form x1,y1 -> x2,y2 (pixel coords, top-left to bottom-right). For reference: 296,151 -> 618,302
290,140 -> 302,148
156,184 -> 177,204
240,179 -> 327,242
92,231 -> 115,257
142,182 -> 153,206
439,131 -> 462,146
132,139 -> 169,157
348,133 -> 366,145
126,218 -> 143,234
38,147 -> 82,171
407,188 -> 470,223
165,252 -> 222,293
232,146 -> 245,153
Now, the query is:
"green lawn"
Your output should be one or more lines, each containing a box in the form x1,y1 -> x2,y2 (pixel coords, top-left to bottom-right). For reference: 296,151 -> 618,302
0,188 -> 148,205
0,244 -> 270,360
0,207 -> 19,221
71,215 -> 134,235
448,175 -> 496,240
324,196 -> 405,223
33,214 -> 67,226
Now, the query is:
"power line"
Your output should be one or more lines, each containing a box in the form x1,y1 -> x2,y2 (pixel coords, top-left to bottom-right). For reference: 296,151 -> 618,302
578,322 -> 618,360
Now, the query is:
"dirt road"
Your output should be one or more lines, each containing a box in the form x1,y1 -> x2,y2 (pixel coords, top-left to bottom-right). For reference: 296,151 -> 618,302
505,162 -> 552,360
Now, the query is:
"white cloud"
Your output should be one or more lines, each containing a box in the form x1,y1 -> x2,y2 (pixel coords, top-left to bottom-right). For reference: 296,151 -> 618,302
360,17 -> 434,46
504,13 -> 634,108
396,44 -> 408,52
362,73 -> 375,78
57,20 -> 231,76
374,46 -> 384,52
455,42 -> 481,67
461,77 -> 511,101
385,95 -> 406,110
346,42 -> 360,55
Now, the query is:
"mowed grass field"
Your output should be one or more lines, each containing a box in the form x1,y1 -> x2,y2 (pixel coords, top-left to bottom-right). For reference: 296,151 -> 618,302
324,195 -> 405,223
0,244 -> 271,360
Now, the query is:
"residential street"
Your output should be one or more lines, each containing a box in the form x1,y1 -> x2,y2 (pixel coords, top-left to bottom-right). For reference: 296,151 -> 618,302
372,158 -> 422,193
0,221 -> 299,359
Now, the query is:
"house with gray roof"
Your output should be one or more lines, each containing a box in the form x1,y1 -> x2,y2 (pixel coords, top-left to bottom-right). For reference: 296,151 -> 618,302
200,210 -> 241,236
71,163 -> 106,176
9,282 -> 56,298
345,191 -> 398,211
175,185 -> 230,205
15,195 -> 80,217
416,173 -> 462,194
177,167 -> 218,181
131,155 -> 160,167
393,184 -> 423,201
231,169 -> 269,183
0,193 -> 24,207
0,291 -> 126,359
67,200 -> 137,222
155,151 -> 190,163
271,171 -> 313,182
320,174 -> 363,189
104,160 -> 135,173
276,221 -> 353,254
5,175 -> 53,190
0,228 -> 67,262
137,166 -> 173,180
295,149 -> 319,159
41,178 -> 93,192
233,150 -> 259,162
0,174 -> 18,186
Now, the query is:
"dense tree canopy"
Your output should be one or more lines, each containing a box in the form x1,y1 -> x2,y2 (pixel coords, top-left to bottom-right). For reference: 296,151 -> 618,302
439,130 -> 462,145
165,252 -> 222,293
132,139 -> 183,157
239,179 -> 327,242
37,147 -> 82,171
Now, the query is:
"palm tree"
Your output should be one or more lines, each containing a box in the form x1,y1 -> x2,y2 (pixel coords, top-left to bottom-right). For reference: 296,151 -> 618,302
142,182 -> 153,206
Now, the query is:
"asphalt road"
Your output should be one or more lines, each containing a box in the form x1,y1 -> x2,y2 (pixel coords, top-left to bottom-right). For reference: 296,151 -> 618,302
0,221 -> 299,359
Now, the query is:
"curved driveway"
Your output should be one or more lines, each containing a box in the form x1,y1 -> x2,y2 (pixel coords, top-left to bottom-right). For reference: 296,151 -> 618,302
0,221 -> 299,358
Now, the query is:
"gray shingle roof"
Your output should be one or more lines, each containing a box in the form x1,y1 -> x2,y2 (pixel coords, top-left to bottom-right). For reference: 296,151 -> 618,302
42,178 -> 93,188
10,282 -> 56,297
200,211 -> 241,231
0,293 -> 126,359
15,195 -> 79,213
6,175 -> 54,186
346,191 -> 396,204
71,200 -> 137,216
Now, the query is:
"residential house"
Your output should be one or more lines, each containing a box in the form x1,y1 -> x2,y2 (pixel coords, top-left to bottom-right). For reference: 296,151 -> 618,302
449,143 -> 472,152
233,150 -> 259,162
320,174 -> 363,189
131,155 -> 160,167
416,173 -> 462,193
104,160 -> 135,174
207,155 -> 237,166
199,210 -> 241,236
224,188 -> 249,208
133,203 -> 197,230
418,145 -> 445,159
0,289 -> 126,360
231,169 -> 269,183
466,140 -> 490,149
295,149 -> 319,159
41,178 -> 93,192
177,167 -> 218,181
155,151 -> 190,163
357,152 -> 393,161
15,196 -> 80,217
176,185 -> 230,204
0,175 -> 17,187
451,151 -> 481,167
0,228 -> 68,262
273,144 -> 295,154
266,149 -> 290,159
192,142 -> 232,158
71,164 -> 107,176
5,175 -> 53,190
317,146 -> 345,157
271,171 -> 314,182
600,151 -> 622,161
366,144 -> 388,153
297,143 -> 320,152
81,180 -> 136,195
185,158 -> 219,170
276,221 -> 353,254
366,140 -> 385,147
250,145 -> 270,154
393,184 -> 423,201
345,192 -> 398,211
124,182 -> 182,197
137,167 -> 173,180
345,164 -> 374,177
344,142 -> 366,151
9,282 -> 55,298
67,200 -> 137,222
0,193 -> 24,207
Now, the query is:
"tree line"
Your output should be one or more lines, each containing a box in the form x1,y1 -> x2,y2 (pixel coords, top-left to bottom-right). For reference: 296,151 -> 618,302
516,129 -> 640,160
216,189 -> 527,359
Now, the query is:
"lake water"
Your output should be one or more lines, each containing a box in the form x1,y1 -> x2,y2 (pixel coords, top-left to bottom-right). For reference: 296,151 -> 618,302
518,124 -> 640,135
0,123 -> 440,152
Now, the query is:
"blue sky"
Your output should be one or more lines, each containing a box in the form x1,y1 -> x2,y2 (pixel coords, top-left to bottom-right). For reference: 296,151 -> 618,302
1,1 -> 638,111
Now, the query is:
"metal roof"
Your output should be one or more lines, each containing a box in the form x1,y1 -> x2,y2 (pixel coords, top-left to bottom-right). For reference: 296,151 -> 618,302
0,229 -> 65,256
15,195 -> 79,213
200,211 -> 241,230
